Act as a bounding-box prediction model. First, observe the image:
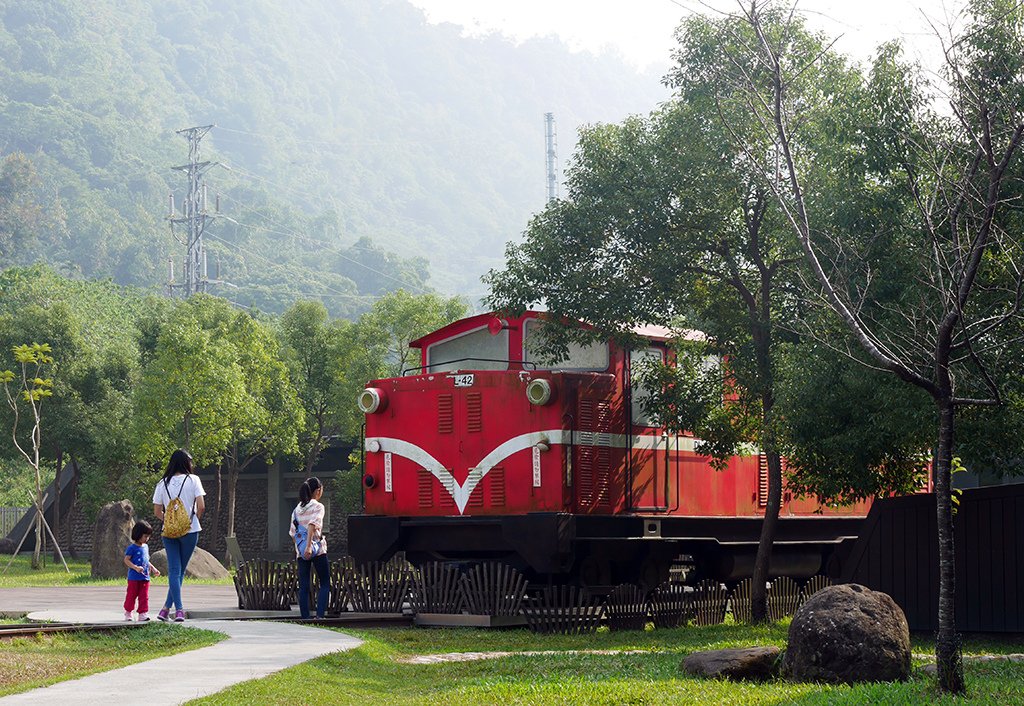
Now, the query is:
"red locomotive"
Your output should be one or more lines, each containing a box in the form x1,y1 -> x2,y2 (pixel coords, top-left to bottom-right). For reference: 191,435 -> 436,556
349,311 -> 868,588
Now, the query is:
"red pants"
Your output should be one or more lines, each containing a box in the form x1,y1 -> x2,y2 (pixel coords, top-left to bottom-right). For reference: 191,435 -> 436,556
124,580 -> 150,613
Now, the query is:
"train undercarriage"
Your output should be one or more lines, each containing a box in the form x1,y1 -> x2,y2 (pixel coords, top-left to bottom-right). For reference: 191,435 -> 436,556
348,512 -> 863,591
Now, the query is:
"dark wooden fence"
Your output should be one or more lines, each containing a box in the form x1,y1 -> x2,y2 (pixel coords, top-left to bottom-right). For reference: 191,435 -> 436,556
840,482 -> 1024,632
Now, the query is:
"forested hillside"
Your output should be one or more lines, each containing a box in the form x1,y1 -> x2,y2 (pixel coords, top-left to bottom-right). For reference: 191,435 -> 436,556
0,0 -> 668,314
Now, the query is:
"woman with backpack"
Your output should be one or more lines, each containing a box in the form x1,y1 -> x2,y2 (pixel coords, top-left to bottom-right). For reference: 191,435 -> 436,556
290,477 -> 330,619
152,448 -> 206,622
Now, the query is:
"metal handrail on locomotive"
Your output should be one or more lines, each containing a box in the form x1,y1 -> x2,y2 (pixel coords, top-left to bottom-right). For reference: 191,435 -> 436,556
349,311 -> 869,589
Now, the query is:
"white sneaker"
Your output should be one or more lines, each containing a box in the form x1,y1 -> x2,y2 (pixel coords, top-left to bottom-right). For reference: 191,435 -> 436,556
137,612 -> 150,622
123,611 -> 133,621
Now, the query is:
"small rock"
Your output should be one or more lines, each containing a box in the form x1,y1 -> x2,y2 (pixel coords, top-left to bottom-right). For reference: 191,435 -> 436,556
150,546 -> 229,579
682,647 -> 782,681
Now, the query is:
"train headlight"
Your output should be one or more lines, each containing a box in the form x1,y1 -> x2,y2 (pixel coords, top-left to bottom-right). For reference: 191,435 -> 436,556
526,379 -> 553,406
358,387 -> 388,414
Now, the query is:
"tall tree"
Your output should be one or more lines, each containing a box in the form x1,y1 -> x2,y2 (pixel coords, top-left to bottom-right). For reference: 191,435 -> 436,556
718,1 -> 1024,692
359,290 -> 468,377
1,343 -> 68,572
279,300 -> 381,474
0,266 -> 163,549
219,310 -> 302,540
486,49 -> 828,620
134,296 -> 247,470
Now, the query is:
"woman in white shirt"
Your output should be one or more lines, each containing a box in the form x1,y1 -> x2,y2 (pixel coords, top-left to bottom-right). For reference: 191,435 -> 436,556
152,449 -> 206,622
289,476 -> 330,619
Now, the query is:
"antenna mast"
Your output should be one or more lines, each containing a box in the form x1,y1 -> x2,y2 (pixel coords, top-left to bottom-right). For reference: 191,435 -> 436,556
169,125 -> 216,297
544,112 -> 558,203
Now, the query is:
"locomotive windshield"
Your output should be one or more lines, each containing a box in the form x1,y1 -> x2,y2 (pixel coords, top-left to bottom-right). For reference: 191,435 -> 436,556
523,319 -> 610,371
425,326 -> 509,373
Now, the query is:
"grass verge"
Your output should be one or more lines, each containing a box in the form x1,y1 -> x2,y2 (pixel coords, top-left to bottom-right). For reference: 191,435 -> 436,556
0,555 -> 234,587
189,623 -> 1024,705
0,622 -> 225,696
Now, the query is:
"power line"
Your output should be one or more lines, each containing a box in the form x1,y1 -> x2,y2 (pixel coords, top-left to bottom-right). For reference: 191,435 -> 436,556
216,193 -> 430,294
219,160 -> 461,244
215,125 -> 465,150
203,231 -> 376,302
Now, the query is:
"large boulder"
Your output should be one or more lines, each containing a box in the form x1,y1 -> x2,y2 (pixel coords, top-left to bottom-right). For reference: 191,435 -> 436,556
783,583 -> 911,684
151,546 -> 229,580
91,500 -> 135,578
0,536 -> 16,554
682,647 -> 782,681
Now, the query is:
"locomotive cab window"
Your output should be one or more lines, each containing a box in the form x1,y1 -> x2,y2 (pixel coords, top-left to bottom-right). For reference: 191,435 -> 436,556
522,319 -> 610,371
426,326 -> 509,373
630,347 -> 663,427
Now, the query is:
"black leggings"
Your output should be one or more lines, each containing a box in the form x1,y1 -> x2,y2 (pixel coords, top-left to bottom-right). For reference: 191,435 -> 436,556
297,553 -> 330,618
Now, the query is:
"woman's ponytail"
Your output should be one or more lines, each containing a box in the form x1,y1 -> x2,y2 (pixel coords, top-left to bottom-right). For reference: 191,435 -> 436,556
298,477 -> 322,507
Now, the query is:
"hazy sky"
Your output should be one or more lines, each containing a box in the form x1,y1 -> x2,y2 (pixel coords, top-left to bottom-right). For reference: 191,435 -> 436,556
409,0 -> 962,71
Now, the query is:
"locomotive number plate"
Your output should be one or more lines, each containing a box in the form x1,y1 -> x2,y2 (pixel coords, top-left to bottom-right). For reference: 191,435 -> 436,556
451,373 -> 475,387
532,446 -> 542,488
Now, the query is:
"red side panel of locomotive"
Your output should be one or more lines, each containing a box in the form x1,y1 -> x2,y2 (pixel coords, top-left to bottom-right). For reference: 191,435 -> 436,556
359,311 -> 870,520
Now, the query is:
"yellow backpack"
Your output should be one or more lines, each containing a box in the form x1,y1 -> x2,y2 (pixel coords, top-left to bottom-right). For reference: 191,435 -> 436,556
162,478 -> 193,539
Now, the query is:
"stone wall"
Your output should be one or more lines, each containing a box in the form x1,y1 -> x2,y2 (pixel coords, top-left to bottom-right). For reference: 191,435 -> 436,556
196,477 -> 267,558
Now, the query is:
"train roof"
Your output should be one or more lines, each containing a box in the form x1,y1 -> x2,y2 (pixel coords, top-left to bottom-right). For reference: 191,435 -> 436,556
409,311 -> 700,349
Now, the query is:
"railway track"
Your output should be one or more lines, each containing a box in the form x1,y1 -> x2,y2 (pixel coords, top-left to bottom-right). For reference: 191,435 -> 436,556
0,620 -> 143,639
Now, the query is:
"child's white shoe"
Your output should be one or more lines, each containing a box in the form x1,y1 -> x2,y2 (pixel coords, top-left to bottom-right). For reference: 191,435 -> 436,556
123,610 -> 133,621
137,612 -> 150,622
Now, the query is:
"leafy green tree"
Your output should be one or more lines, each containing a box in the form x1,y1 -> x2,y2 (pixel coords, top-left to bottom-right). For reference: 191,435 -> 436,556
218,310 -> 302,541
721,0 -> 1024,691
134,296 -> 247,469
0,265 -> 151,553
359,289 -> 468,377
776,343 -> 933,504
279,300 -> 383,474
1,343 -> 67,571
486,36 -> 855,619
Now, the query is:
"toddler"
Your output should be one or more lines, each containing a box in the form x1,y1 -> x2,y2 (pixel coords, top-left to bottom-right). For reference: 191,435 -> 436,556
123,520 -> 161,621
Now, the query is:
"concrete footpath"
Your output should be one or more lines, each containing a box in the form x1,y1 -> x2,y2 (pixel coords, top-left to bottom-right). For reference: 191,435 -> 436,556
0,587 -> 363,705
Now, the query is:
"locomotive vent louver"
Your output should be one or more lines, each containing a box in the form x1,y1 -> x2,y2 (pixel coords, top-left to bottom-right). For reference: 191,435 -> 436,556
526,378 -> 553,405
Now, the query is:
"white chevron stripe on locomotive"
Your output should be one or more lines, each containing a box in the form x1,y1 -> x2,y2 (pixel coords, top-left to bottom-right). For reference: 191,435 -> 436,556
364,430 -> 701,514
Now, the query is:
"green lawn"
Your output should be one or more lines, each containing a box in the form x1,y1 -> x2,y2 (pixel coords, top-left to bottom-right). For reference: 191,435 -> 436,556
0,622 -> 225,696
188,623 -> 1024,705
0,555 -> 234,587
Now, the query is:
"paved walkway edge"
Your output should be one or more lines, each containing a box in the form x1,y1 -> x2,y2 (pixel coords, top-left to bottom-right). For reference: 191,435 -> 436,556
1,611 -> 362,705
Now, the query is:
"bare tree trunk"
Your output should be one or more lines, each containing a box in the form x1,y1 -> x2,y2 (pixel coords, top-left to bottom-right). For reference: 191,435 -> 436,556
226,464 -> 239,540
304,417 -> 326,475
65,455 -> 80,559
52,449 -> 62,563
210,462 -> 223,555
752,447 -> 782,623
32,462 -> 42,569
750,309 -> 778,624
934,397 -> 965,694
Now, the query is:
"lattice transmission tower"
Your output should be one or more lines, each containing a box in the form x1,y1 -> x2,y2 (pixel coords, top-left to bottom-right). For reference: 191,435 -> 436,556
168,124 -> 217,297
544,112 -> 558,203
